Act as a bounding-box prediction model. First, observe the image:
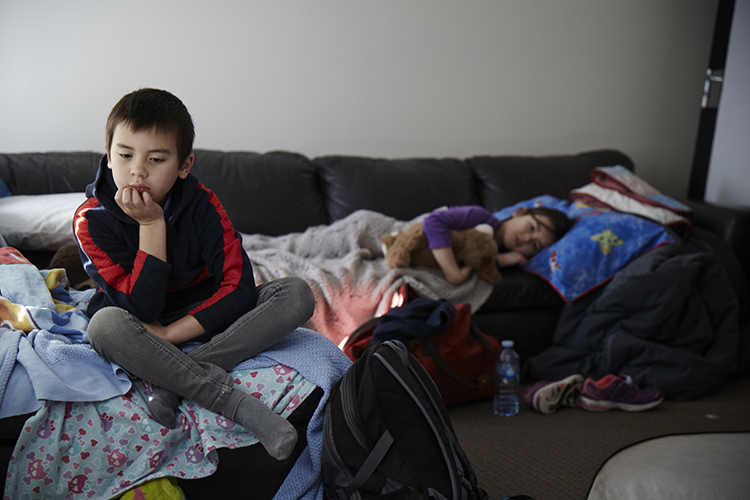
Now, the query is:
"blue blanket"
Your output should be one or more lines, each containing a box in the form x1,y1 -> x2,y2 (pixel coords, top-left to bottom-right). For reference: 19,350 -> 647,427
5,328 -> 350,500
1,247 -> 352,499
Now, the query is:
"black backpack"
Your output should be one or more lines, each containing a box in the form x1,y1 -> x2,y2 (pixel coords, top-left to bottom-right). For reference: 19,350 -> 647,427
321,340 -> 489,500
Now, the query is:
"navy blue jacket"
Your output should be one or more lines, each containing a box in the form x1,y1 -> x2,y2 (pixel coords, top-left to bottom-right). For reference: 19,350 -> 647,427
75,155 -> 258,335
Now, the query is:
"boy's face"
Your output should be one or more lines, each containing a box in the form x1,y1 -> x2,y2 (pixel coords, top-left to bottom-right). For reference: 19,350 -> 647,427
107,123 -> 193,207
497,208 -> 556,257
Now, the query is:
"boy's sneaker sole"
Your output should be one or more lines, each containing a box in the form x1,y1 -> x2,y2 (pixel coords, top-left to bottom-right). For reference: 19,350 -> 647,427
531,374 -> 584,414
578,395 -> 664,412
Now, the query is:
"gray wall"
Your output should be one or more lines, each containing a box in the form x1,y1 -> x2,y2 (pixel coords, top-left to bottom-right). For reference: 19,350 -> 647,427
0,0 -> 717,199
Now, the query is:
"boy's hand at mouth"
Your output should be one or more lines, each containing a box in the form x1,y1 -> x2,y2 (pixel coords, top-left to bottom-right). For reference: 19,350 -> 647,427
115,186 -> 164,226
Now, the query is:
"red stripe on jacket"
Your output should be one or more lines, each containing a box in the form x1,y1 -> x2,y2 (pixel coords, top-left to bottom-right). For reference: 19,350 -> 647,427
189,187 -> 244,315
75,198 -> 146,295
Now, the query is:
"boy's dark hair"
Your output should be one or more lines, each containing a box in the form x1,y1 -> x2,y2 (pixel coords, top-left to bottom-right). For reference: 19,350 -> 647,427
105,88 -> 195,165
527,207 -> 573,242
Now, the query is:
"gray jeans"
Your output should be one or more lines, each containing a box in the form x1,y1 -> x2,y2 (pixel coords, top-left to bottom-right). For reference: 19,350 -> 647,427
86,277 -> 315,414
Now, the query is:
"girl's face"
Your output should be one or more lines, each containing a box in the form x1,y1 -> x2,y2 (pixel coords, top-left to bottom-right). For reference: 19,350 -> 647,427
497,209 -> 556,257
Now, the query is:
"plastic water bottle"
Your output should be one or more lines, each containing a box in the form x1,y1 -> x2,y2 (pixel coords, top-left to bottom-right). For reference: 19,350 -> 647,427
493,340 -> 520,416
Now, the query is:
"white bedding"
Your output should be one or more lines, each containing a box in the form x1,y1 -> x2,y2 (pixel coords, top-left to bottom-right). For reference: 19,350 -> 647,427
587,432 -> 750,500
0,192 -> 86,250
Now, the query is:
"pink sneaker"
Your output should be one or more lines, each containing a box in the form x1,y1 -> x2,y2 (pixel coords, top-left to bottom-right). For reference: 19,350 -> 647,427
578,374 -> 663,412
522,374 -> 584,414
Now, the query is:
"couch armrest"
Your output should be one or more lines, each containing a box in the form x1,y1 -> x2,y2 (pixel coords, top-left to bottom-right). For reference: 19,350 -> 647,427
683,199 -> 750,282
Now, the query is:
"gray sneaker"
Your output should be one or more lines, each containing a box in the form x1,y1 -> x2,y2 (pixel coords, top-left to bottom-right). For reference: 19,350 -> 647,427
522,374 -> 584,414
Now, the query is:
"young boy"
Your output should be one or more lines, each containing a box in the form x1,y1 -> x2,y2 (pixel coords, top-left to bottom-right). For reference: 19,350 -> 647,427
423,205 -> 572,284
75,88 -> 314,460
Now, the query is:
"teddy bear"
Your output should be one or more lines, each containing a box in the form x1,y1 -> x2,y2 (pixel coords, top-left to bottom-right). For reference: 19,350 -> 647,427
48,242 -> 95,290
380,221 -> 503,285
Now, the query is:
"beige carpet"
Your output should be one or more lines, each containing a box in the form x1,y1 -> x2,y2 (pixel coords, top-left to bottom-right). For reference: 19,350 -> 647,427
447,373 -> 750,500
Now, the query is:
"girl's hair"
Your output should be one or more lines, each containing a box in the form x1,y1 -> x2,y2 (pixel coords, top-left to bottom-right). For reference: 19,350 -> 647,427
105,88 -> 195,166
527,207 -> 573,242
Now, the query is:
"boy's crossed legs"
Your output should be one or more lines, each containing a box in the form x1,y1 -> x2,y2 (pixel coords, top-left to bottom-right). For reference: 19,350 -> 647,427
87,277 -> 315,460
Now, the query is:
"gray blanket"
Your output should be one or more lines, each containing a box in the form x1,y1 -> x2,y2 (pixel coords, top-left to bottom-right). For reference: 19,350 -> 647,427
241,210 -> 492,347
524,243 -> 742,400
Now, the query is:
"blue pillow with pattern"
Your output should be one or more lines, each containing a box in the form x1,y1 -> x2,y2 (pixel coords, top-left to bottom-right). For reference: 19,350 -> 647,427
495,196 -> 675,302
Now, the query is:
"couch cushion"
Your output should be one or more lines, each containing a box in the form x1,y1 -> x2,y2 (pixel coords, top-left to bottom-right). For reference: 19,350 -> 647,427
477,266 -> 564,311
315,155 -> 480,223
192,150 -> 328,236
0,152 -> 101,195
469,149 -> 634,211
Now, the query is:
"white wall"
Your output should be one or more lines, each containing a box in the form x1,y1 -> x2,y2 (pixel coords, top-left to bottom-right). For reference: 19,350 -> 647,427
706,0 -> 750,208
0,0 -> 717,198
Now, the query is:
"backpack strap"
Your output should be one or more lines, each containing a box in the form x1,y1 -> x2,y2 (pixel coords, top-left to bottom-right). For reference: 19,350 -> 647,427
428,487 -> 451,500
378,342 -> 463,500
342,430 -> 395,498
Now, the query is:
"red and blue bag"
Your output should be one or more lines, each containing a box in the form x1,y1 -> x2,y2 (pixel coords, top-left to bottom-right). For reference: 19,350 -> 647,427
343,298 -> 500,406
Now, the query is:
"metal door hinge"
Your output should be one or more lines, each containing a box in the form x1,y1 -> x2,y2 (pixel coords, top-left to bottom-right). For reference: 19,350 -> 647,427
701,68 -> 724,109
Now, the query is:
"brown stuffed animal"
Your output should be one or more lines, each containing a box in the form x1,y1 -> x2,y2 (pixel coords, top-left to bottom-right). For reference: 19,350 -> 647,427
380,221 -> 503,285
48,242 -> 95,290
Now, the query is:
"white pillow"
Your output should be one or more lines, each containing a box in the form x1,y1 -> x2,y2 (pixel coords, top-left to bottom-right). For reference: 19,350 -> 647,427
0,192 -> 87,251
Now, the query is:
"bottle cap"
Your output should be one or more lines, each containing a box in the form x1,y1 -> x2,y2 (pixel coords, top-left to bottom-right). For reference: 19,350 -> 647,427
501,340 -> 514,348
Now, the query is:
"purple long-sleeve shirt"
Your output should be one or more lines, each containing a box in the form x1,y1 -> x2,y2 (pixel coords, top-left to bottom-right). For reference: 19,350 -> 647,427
422,206 -> 504,249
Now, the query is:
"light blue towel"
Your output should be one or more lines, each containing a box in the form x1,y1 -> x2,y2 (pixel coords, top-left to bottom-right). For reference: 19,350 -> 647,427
235,328 -> 352,500
0,248 -> 132,417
